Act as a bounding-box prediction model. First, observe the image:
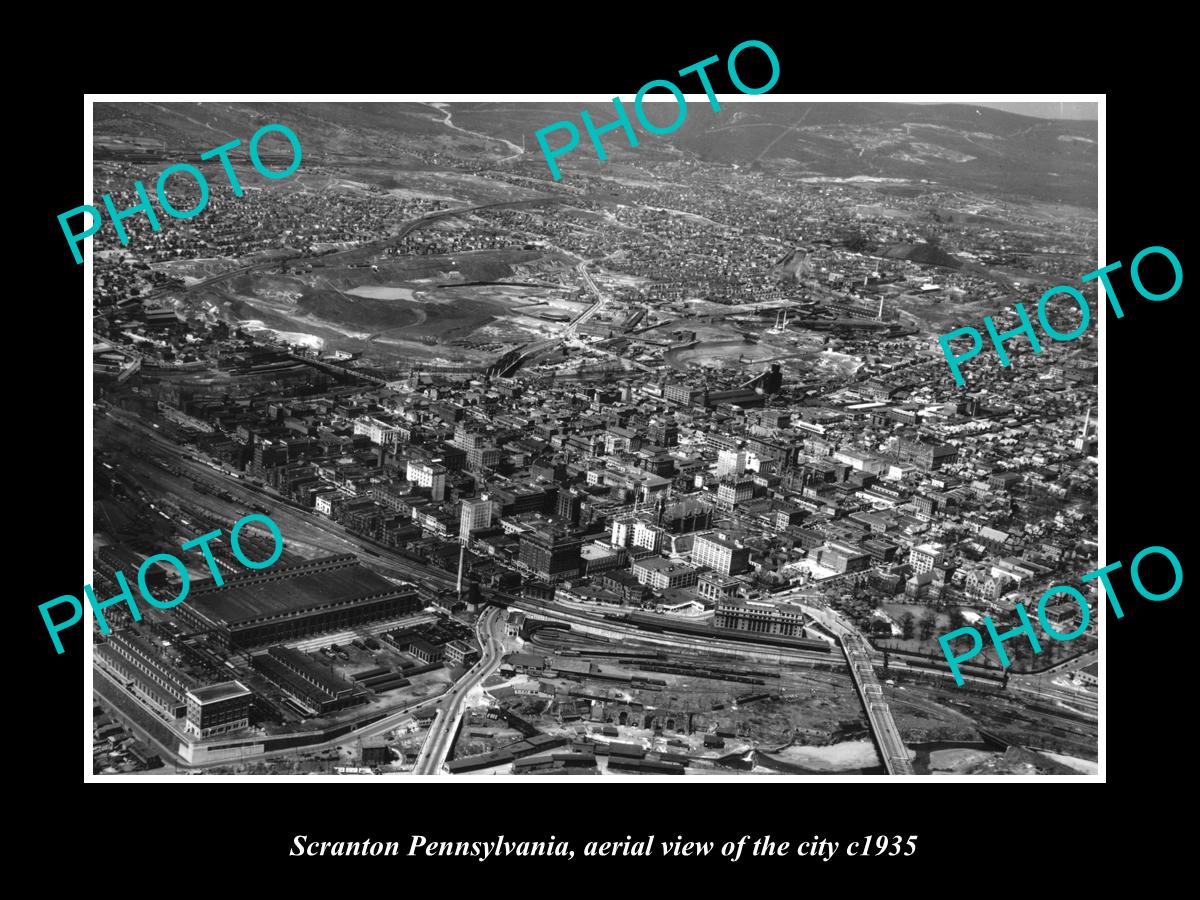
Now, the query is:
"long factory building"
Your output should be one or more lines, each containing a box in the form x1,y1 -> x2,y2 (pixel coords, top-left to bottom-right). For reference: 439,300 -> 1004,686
95,630 -> 198,720
175,554 -> 422,650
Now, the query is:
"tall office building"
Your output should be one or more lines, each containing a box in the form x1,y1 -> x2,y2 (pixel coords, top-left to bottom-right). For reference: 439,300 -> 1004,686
716,449 -> 747,477
692,532 -> 751,575
715,478 -> 755,510
453,423 -> 484,450
632,520 -> 665,553
407,460 -> 447,502
519,528 -> 583,582
611,515 -> 635,548
909,543 -> 945,575
460,497 -> 494,540
556,488 -> 584,525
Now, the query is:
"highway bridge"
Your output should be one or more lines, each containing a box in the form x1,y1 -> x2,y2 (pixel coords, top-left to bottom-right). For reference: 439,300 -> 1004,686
285,352 -> 390,385
486,339 -> 560,378
413,607 -> 505,775
838,632 -> 913,775
486,259 -> 608,377
564,261 -> 607,336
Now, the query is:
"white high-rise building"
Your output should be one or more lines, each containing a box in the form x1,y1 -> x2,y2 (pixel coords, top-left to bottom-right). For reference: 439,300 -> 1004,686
632,520 -> 664,553
716,449 -> 746,478
611,516 -> 635,548
407,460 -> 447,502
692,532 -> 750,575
460,497 -> 494,540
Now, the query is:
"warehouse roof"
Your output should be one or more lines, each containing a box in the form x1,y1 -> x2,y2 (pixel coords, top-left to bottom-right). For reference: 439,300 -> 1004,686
187,681 -> 251,705
190,555 -> 406,625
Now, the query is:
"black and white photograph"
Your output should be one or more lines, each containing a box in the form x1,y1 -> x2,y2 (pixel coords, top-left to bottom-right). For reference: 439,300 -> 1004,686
78,94 -> 1106,781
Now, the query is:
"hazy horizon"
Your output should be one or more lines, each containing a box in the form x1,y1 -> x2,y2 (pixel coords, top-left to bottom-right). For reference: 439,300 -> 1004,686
975,101 -> 1098,121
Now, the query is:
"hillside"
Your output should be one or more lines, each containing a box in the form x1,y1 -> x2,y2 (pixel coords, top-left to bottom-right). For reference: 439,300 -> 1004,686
880,243 -> 965,269
93,100 -> 1097,207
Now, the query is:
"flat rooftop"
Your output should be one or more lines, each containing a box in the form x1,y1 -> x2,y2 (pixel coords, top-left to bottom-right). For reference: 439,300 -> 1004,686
187,681 -> 251,705
580,544 -> 618,560
696,532 -> 740,551
718,597 -> 806,614
190,555 -> 405,626
635,557 -> 696,573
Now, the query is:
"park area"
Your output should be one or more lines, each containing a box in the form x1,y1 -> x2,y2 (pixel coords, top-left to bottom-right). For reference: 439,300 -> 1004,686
872,601 -> 1092,673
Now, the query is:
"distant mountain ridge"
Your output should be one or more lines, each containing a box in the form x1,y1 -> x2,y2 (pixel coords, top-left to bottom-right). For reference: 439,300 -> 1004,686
93,100 -> 1098,207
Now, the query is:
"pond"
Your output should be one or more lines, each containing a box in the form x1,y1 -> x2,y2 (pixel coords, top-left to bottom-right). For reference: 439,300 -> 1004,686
345,285 -> 418,301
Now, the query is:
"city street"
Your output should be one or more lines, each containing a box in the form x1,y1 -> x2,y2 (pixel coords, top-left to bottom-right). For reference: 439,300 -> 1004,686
413,606 -> 506,775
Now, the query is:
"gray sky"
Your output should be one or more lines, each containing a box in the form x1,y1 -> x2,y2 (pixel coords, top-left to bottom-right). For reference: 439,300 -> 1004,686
976,102 -> 1097,120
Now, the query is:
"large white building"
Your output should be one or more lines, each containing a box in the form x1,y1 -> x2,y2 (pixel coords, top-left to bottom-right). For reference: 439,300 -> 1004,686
407,460 -> 447,502
632,520 -> 665,553
611,516 -> 635,548
716,449 -> 747,478
460,497 -> 494,540
353,416 -> 400,446
692,532 -> 750,575
632,557 -> 700,591
909,543 -> 945,575
715,598 -> 806,637
834,448 -> 888,475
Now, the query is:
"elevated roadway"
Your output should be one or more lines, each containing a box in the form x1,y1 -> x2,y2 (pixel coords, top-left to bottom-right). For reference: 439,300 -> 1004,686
564,261 -> 607,337
488,259 -> 609,377
839,632 -> 913,775
413,607 -> 505,774
784,596 -> 913,774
